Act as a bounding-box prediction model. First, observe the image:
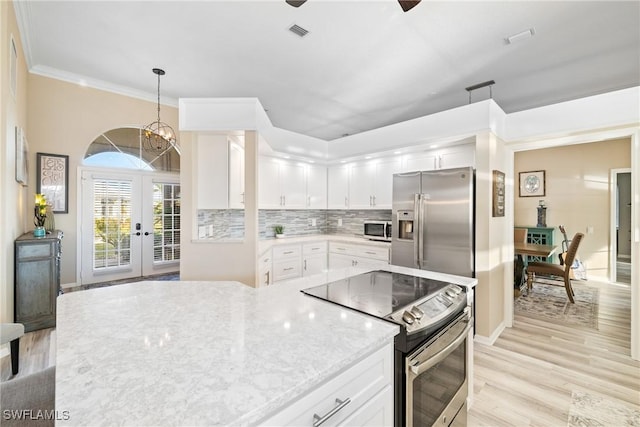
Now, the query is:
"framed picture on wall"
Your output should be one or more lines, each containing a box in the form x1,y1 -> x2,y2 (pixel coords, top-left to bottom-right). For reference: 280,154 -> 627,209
37,152 -> 69,213
492,170 -> 505,217
519,170 -> 545,197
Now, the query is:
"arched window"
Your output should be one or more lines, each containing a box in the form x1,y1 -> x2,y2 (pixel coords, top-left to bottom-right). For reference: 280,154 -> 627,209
84,127 -> 180,172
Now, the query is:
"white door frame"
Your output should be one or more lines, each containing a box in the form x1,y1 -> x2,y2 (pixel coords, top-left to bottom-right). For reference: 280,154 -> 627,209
77,166 -> 180,285
610,168 -> 632,283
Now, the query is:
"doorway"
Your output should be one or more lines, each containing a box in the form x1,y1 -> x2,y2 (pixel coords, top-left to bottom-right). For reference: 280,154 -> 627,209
80,169 -> 180,284
611,169 -> 632,284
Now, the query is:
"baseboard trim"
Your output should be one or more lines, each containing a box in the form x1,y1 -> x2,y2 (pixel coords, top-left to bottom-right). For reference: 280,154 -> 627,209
474,322 -> 505,346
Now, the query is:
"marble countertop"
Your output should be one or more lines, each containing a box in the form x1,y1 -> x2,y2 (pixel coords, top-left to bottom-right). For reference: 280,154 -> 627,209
55,268 -> 400,426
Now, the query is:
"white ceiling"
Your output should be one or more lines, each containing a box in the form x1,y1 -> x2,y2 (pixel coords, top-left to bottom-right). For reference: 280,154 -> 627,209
14,0 -> 640,141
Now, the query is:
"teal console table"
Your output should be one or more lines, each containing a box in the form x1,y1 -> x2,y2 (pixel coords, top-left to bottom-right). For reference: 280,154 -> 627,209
515,226 -> 555,263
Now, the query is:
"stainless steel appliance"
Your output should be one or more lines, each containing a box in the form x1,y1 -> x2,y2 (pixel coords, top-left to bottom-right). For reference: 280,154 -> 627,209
391,167 -> 475,278
364,220 -> 392,241
302,270 -> 471,427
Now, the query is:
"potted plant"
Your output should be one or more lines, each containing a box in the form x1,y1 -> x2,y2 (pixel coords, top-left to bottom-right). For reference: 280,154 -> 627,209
273,224 -> 285,238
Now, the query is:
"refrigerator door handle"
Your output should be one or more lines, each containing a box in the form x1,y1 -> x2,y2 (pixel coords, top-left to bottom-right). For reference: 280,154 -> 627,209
418,193 -> 426,268
414,193 -> 421,269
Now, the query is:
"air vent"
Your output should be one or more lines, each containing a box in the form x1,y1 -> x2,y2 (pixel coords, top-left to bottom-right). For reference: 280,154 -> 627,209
289,24 -> 309,37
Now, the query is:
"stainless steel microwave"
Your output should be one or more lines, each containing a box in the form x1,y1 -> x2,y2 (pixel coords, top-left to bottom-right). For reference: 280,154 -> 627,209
364,221 -> 392,241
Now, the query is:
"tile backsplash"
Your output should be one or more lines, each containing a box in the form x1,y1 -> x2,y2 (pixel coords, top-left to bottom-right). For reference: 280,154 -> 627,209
197,209 -> 391,239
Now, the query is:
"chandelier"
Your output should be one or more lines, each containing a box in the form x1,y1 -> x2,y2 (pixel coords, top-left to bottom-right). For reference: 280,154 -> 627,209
143,68 -> 177,153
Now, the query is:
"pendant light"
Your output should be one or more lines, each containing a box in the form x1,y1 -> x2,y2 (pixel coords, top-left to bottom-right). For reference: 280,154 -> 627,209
143,68 -> 177,153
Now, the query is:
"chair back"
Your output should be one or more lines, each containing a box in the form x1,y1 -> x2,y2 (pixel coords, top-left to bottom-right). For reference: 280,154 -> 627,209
514,228 -> 528,243
562,232 -> 584,275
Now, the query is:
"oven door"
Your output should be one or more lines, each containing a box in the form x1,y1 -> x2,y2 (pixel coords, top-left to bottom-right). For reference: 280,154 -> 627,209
406,308 -> 472,427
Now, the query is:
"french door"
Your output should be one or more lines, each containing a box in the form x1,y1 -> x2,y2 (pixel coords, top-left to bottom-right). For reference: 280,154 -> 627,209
80,169 -> 180,284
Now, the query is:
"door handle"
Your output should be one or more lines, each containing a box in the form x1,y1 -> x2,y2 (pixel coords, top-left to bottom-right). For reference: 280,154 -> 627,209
144,232 -> 150,236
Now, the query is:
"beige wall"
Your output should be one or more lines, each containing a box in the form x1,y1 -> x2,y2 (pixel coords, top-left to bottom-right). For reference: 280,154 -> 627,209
25,75 -> 178,287
514,137 -> 631,280
1,1 -> 29,323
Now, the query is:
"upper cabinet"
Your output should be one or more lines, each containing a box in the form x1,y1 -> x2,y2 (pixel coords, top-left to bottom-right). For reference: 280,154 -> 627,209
328,165 -> 350,209
307,165 -> 327,209
196,134 -> 246,210
402,144 -> 475,172
349,158 -> 401,209
259,157 -> 307,209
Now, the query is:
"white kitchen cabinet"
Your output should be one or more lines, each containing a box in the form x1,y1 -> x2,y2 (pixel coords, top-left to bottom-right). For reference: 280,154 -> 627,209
327,165 -> 350,209
402,144 -> 475,172
272,244 -> 302,282
306,165 -> 327,209
258,251 -> 272,287
259,157 -> 308,209
303,242 -> 327,276
228,141 -> 245,209
349,159 -> 401,209
259,343 -> 393,427
328,242 -> 390,270
196,134 -> 229,209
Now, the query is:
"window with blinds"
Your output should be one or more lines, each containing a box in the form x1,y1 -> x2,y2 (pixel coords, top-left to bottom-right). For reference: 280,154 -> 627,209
93,179 -> 133,269
153,183 -> 181,262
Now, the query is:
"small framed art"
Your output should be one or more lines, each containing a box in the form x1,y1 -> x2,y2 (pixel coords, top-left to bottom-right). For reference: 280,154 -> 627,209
519,170 -> 545,197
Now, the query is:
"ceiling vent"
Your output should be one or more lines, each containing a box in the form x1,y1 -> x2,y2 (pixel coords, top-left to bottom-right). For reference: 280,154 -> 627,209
289,24 -> 309,37
505,28 -> 535,44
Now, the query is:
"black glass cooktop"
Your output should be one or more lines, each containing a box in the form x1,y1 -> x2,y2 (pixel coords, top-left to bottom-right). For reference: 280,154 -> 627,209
301,270 -> 453,319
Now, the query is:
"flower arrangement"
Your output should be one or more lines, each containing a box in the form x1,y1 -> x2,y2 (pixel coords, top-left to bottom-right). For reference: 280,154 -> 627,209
34,193 -> 47,227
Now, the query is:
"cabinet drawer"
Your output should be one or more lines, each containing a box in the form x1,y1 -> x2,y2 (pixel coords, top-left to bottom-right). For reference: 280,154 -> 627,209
17,242 -> 52,259
272,259 -> 302,282
356,246 -> 389,261
260,343 -> 393,426
303,241 -> 327,255
272,245 -> 302,260
328,242 -> 358,256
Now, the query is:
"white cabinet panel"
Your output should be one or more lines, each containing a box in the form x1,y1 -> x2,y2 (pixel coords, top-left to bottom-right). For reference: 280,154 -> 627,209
404,152 -> 437,172
327,165 -> 350,209
228,142 -> 245,209
402,144 -> 475,172
280,162 -> 307,208
196,134 -> 229,209
440,145 -> 475,169
259,157 -> 282,208
303,254 -> 327,276
349,159 -> 400,209
340,385 -> 393,427
307,165 -> 327,209
328,242 -> 390,270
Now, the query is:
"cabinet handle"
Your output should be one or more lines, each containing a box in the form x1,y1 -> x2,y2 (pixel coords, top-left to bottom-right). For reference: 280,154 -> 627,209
241,192 -> 245,205
265,271 -> 270,285
283,251 -> 294,255
312,398 -> 351,427
344,197 -> 348,207
307,195 -> 311,207
369,195 -> 373,206
283,195 -> 286,206
304,259 -> 307,270
336,247 -> 346,251
439,155 -> 442,169
372,195 -> 376,206
365,251 -> 376,255
284,267 -> 294,271
312,247 -> 319,251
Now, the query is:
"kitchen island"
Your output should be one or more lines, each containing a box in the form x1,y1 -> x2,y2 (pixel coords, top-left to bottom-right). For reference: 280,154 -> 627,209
56,265 -> 476,426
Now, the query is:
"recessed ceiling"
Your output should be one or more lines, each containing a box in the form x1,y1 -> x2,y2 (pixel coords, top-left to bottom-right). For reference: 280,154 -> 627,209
14,1 -> 640,141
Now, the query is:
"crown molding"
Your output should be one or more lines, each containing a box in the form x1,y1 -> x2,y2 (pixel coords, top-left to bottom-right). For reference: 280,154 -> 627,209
13,0 -> 35,68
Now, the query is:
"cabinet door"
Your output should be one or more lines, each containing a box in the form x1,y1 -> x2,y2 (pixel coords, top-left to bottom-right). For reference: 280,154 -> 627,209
196,134 -> 229,209
404,152 -> 437,172
228,143 -> 245,209
349,162 -> 376,209
341,385 -> 393,426
259,157 -> 282,208
307,165 -> 327,209
439,144 -> 475,169
329,253 -> 355,270
303,254 -> 327,276
280,162 -> 307,209
327,166 -> 350,209
373,159 -> 401,208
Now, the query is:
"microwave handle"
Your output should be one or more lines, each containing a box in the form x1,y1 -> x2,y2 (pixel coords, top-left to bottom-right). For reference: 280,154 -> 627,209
386,222 -> 392,239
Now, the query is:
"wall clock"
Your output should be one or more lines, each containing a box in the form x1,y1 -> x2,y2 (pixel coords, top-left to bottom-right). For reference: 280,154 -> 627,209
518,170 -> 545,197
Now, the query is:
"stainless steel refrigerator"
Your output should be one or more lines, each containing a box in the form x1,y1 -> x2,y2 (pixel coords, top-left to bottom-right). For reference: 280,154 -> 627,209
391,166 -> 475,278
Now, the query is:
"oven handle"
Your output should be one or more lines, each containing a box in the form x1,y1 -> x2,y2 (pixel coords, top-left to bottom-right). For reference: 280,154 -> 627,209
409,319 -> 472,377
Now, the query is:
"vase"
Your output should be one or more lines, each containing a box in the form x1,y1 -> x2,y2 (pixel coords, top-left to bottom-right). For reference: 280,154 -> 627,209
537,206 -> 547,227
275,233 -> 285,239
33,226 -> 46,237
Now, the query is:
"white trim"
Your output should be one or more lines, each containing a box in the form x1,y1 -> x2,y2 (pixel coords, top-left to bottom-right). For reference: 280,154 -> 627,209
0,345 -> 9,360
473,322 -> 505,346
610,168 -> 632,283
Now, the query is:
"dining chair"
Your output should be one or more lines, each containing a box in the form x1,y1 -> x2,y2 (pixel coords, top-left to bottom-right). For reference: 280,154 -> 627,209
526,232 -> 584,303
514,228 -> 528,243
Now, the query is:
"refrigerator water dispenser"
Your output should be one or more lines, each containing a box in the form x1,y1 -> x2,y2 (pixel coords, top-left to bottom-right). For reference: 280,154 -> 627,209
397,211 -> 414,241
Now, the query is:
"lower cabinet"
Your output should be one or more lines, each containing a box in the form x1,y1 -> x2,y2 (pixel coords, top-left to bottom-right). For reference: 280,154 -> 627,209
272,244 -> 302,282
303,242 -> 327,276
258,251 -> 273,286
14,231 -> 63,332
259,342 -> 394,427
328,242 -> 389,270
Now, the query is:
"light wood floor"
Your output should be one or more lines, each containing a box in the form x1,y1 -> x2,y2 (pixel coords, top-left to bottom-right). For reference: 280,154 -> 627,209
2,279 -> 638,426
469,280 -> 640,426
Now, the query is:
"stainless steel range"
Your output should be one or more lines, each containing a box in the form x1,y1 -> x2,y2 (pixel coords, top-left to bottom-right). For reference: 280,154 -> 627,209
302,269 -> 472,427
